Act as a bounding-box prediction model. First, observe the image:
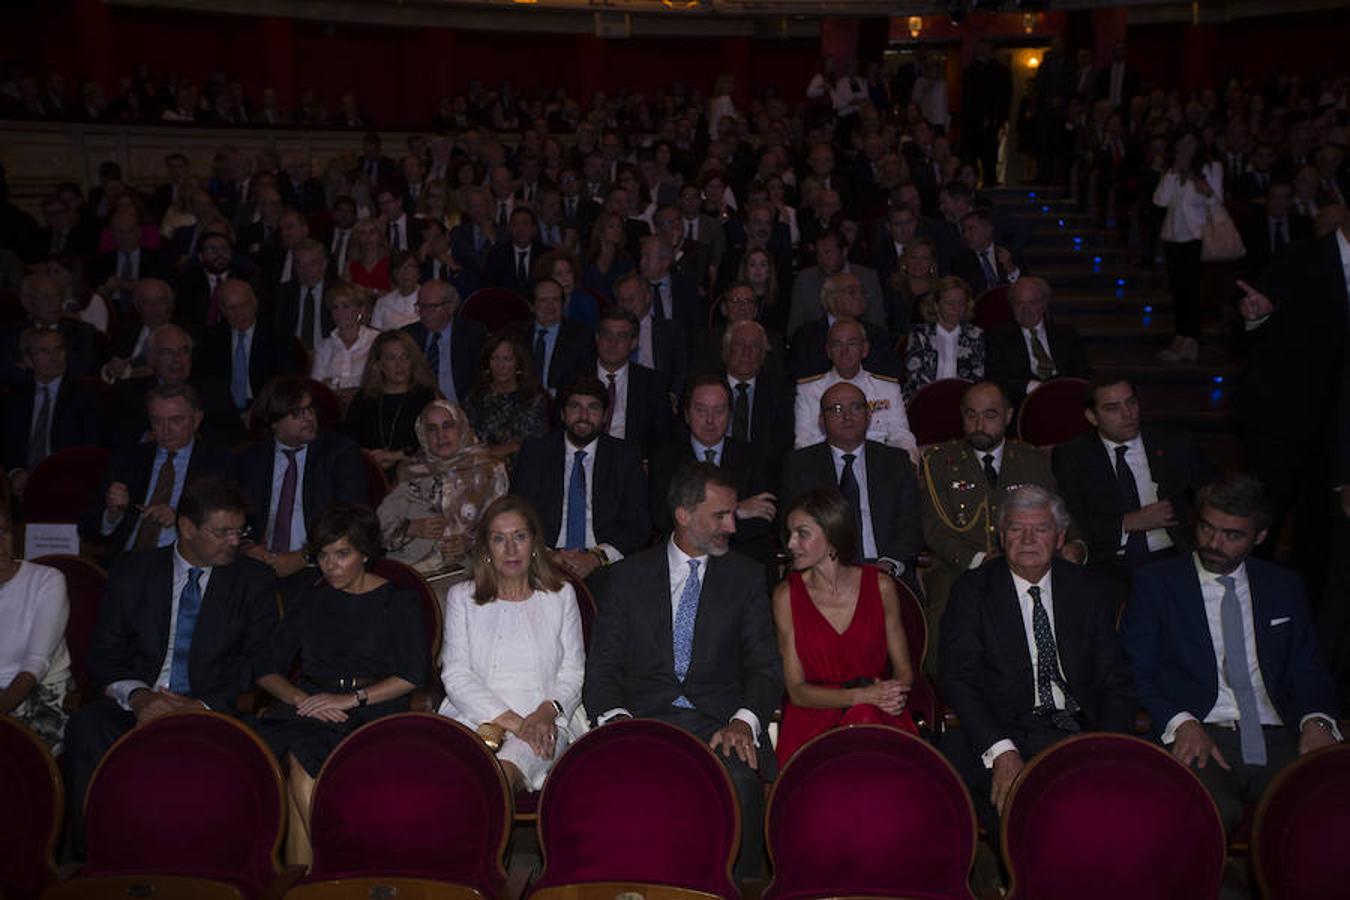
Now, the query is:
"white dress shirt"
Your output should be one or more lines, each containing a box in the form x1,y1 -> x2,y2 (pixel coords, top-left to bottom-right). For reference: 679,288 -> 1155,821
372,288 -> 420,331
597,362 -> 630,439
725,375 -> 757,439
554,437 -> 621,563
967,440 -> 1006,570
107,545 -> 215,709
982,570 -> 1067,766
635,314 -> 656,370
934,323 -> 960,381
312,325 -> 380,390
1103,434 -> 1173,554
266,442 -> 310,551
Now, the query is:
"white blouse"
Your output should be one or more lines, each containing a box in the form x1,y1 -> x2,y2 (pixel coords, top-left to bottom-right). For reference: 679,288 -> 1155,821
1154,161 -> 1225,243
372,288 -> 421,331
310,325 -> 380,390
438,580 -> 585,729
0,561 -> 71,691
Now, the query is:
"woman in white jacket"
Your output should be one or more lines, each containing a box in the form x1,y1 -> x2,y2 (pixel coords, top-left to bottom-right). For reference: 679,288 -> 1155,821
440,494 -> 585,794
1153,131 -> 1224,362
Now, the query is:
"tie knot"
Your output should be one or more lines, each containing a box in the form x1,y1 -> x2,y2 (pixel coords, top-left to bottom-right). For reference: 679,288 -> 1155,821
164,449 -> 176,463
1115,444 -> 1129,460
687,558 -> 701,578
983,453 -> 994,464
607,373 -> 616,384
1028,585 -> 1043,602
187,566 -> 203,583
843,452 -> 856,465
1216,574 -> 1236,590
574,449 -> 587,463
735,381 -> 749,394
283,447 -> 299,461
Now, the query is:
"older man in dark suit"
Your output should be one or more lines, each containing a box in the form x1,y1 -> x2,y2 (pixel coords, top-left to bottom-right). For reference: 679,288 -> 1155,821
401,280 -> 486,407
196,280 -> 298,415
510,376 -> 651,583
984,276 -> 1092,406
0,271 -> 99,387
591,306 -> 673,461
513,277 -> 594,396
63,477 -> 277,858
1124,475 -> 1342,832
940,485 -> 1137,834
584,461 -> 782,878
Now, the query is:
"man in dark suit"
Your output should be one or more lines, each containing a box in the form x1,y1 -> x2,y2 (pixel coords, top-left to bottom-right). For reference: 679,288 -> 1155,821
1053,378 -> 1215,590
510,376 -> 651,583
401,279 -> 486,406
0,271 -> 100,386
174,231 -> 257,334
639,234 -> 704,340
558,167 -> 600,242
483,207 -> 547,296
1,328 -> 102,496
80,383 -> 236,567
781,382 -> 922,586
376,185 -> 423,256
237,375 -> 366,594
961,42 -> 1013,187
648,376 -> 777,566
62,476 -> 277,858
1094,42 -> 1138,110
721,320 -> 794,463
24,192 -> 96,264
417,218 -> 480,300
236,186 -> 285,265
196,280 -> 298,415
353,132 -> 398,188
592,306 -> 673,460
513,277 -> 593,395
985,276 -> 1093,406
1123,475 -> 1342,832
584,461 -> 782,878
1240,180 -> 1314,281
950,208 -> 1024,295
148,152 -> 192,219
278,153 -> 326,213
448,187 -> 495,276
273,240 -> 334,353
787,271 -> 902,380
613,272 -> 689,402
872,203 -> 923,329
653,204 -> 712,294
940,485 -> 1137,834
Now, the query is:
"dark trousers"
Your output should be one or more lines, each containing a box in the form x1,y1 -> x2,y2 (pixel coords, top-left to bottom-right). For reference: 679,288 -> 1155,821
1188,723 -> 1298,834
967,125 -> 1000,188
940,716 -> 1073,837
657,706 -> 770,880
1164,239 -> 1204,339
62,699 -> 137,860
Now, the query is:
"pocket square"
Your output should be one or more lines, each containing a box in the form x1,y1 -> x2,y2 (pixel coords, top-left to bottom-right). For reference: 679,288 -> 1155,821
1270,617 -> 1291,626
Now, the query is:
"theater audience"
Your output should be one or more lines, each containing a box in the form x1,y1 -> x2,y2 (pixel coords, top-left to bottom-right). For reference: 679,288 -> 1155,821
255,503 -> 426,865
774,487 -> 917,767
378,399 -> 508,575
274,239 -> 334,352
343,330 -> 439,471
984,276 -> 1092,406
402,279 -> 486,406
786,230 -> 886,339
197,279 -> 296,416
371,250 -> 422,331
463,331 -> 549,460
343,217 -> 391,293
788,271 -> 902,380
888,238 -> 939,332
902,275 -> 985,397
440,494 -> 585,793
0,504 -> 71,750
311,281 -> 379,396
0,271 -> 99,386
514,277 -> 594,397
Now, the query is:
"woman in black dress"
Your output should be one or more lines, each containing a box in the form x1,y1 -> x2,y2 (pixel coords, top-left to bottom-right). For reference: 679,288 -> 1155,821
343,329 -> 439,475
255,504 -> 427,866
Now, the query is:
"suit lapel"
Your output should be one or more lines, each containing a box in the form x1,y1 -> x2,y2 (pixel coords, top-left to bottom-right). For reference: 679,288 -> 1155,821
1246,560 -> 1278,684
687,552 -> 723,676
993,563 -> 1034,682
191,559 -> 235,669
653,549 -> 675,674
149,548 -> 177,661
1049,564 -> 1085,686
864,443 -> 889,546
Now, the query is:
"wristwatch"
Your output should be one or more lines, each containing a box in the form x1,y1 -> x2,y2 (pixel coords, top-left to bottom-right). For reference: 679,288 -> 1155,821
550,699 -> 564,717
354,687 -> 369,707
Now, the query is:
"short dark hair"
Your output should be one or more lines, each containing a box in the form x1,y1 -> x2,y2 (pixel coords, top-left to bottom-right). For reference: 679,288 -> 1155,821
682,372 -> 732,411
1085,375 -> 1133,410
253,375 -> 312,428
667,461 -> 737,515
177,476 -> 249,528
1196,474 -> 1272,533
145,381 -> 202,412
960,208 -> 993,228
333,195 -> 357,213
597,305 -> 639,334
941,181 -> 974,204
308,503 -> 383,560
509,206 -> 538,228
782,487 -> 858,564
558,375 -> 608,411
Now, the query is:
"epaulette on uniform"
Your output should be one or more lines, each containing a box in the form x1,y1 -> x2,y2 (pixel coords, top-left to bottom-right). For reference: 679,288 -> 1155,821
796,372 -> 826,384
871,372 -> 899,384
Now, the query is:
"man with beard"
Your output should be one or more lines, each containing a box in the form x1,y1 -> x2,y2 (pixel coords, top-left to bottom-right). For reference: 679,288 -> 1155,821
585,461 -> 781,879
510,376 -> 650,582
175,231 -> 253,333
1124,474 -> 1342,834
919,381 -> 1082,675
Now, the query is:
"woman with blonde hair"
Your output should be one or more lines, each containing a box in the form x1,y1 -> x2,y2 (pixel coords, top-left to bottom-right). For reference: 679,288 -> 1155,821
312,281 -> 379,400
344,217 -> 391,293
343,330 -> 439,471
902,274 -> 985,397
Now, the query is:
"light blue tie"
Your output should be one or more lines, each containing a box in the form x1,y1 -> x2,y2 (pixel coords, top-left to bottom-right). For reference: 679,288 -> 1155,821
1217,575 -> 1267,765
168,567 -> 204,694
672,559 -> 702,709
564,449 -> 587,550
230,332 -> 249,409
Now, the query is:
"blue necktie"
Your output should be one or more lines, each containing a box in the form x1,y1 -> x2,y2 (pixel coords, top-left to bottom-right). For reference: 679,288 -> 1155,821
672,558 -> 702,708
564,449 -> 587,550
426,332 -> 441,374
980,249 -> 999,287
168,567 -> 204,694
231,332 -> 249,409
1217,575 -> 1267,765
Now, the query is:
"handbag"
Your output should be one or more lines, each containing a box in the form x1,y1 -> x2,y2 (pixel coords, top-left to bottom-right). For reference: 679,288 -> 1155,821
1201,204 -> 1246,262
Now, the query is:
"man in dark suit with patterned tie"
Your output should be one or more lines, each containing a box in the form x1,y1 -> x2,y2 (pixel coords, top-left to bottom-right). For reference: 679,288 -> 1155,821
63,477 -> 277,858
984,277 -> 1092,406
401,280 -> 486,406
1124,475 -> 1342,832
584,462 -> 782,878
940,485 -> 1136,834
272,240 -> 334,353
513,278 -> 594,396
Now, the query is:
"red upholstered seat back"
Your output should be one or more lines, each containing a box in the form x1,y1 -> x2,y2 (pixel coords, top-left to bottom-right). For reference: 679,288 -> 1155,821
32,554 -> 106,705
1015,376 -> 1092,447
562,571 -> 596,652
368,558 -> 441,662
1253,743 -> 1350,900
973,286 -> 1012,330
532,719 -> 739,898
887,574 -> 937,732
20,445 -> 110,523
460,287 -> 532,333
306,714 -> 510,896
0,717 -> 61,900
906,377 -> 973,446
81,711 -> 283,894
1003,734 -> 1225,900
763,724 -> 976,900
301,378 -> 343,431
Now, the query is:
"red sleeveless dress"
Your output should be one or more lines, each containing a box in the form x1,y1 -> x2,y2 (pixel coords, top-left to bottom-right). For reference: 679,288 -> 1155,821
776,565 -> 918,766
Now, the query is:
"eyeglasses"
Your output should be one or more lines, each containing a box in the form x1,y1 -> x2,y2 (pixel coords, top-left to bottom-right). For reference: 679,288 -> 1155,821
415,301 -> 452,311
201,524 -> 250,541
822,401 -> 869,418
286,404 -> 316,419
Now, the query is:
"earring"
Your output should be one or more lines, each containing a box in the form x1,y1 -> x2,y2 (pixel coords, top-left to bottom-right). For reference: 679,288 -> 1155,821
828,549 -> 838,560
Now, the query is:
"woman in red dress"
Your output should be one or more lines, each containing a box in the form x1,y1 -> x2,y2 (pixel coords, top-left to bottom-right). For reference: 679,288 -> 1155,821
773,487 -> 917,766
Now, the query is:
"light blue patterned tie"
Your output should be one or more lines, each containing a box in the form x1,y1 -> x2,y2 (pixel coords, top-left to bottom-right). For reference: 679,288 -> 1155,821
564,449 -> 587,550
230,332 -> 249,409
168,568 -> 203,694
1217,575 -> 1267,765
672,559 -> 702,709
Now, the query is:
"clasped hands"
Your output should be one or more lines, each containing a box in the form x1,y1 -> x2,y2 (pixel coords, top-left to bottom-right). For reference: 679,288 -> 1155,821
129,687 -> 206,725
856,679 -> 910,716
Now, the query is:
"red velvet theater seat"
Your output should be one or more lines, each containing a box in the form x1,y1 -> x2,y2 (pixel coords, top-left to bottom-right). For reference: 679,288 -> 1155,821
19,445 -> 109,524
1002,733 -> 1225,900
31,554 -> 106,710
529,719 -> 740,900
1015,376 -> 1092,447
906,377 -> 973,447
286,713 -> 510,900
0,716 -> 62,900
763,724 -> 977,900
48,711 -> 285,900
1252,743 -> 1350,900
459,287 -> 532,333
887,573 -> 938,734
